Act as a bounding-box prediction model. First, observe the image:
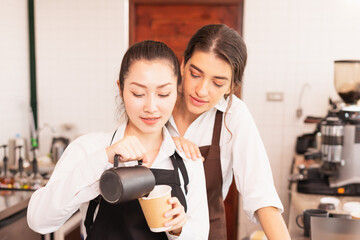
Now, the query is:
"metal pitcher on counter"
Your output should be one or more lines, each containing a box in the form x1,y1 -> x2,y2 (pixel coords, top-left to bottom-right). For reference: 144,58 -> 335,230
50,137 -> 69,164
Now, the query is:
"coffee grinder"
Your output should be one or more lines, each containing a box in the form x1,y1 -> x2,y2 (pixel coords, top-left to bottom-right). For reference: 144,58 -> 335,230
297,60 -> 360,195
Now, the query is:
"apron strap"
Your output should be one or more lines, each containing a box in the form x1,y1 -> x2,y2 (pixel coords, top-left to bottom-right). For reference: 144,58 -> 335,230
84,195 -> 101,235
109,130 -> 117,145
211,110 -> 223,146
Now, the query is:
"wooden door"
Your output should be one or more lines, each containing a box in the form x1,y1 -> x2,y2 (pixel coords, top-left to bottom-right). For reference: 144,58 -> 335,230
130,1 -> 243,239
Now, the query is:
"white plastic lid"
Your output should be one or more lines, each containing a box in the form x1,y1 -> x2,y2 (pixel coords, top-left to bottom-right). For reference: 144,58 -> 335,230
343,201 -> 360,213
320,197 -> 340,207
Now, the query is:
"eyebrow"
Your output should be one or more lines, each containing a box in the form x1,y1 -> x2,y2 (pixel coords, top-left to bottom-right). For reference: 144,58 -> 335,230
129,82 -> 172,88
190,64 -> 229,81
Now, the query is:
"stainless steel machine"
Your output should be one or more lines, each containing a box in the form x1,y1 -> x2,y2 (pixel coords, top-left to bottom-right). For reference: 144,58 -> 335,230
297,60 -> 360,196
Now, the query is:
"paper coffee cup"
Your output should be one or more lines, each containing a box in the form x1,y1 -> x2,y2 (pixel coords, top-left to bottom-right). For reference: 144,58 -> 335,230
351,211 -> 360,220
138,185 -> 172,232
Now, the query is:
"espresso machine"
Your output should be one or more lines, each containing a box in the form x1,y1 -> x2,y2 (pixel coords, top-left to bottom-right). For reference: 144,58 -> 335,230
297,60 -> 360,196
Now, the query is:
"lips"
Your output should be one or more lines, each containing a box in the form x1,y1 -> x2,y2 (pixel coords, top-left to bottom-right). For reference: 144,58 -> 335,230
140,117 -> 161,125
190,95 -> 208,107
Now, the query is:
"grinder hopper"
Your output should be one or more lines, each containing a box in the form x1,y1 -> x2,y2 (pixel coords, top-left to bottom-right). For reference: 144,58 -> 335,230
334,60 -> 360,105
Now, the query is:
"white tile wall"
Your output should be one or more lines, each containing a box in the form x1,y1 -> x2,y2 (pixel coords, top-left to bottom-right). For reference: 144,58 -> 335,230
241,0 -> 360,237
35,0 -> 128,155
0,0 -> 30,157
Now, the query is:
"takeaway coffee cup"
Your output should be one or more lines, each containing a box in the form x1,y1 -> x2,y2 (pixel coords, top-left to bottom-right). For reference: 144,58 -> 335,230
296,209 -> 328,237
138,185 -> 172,232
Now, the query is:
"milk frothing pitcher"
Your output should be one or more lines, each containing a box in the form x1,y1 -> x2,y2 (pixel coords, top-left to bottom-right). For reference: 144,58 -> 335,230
99,154 -> 155,204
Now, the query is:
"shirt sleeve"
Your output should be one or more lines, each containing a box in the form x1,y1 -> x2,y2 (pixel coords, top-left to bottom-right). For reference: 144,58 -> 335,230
166,159 -> 209,240
230,103 -> 284,223
27,133 -> 110,234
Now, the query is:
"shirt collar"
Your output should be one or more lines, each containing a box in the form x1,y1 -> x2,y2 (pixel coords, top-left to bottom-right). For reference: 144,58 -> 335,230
214,96 -> 232,113
161,127 -> 176,157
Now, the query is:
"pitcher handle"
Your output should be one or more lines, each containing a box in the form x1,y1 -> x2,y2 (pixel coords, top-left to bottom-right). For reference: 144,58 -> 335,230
114,154 -> 143,167
114,154 -> 120,167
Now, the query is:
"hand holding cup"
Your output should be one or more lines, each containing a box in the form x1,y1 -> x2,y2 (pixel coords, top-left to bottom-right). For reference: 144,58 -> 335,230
164,196 -> 186,234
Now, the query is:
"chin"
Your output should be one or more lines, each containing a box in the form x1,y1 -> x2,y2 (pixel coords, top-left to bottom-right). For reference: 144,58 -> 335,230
187,106 -> 205,116
141,124 -> 163,133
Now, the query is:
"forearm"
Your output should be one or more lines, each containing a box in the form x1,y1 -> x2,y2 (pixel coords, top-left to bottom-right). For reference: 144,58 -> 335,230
28,141 -> 108,233
256,207 -> 291,240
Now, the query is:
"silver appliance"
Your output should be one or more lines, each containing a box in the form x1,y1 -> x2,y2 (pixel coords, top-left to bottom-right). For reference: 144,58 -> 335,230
326,60 -> 360,189
50,137 -> 69,164
297,60 -> 360,196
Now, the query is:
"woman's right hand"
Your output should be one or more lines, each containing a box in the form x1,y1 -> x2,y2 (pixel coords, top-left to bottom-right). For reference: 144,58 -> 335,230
106,136 -> 148,164
172,137 -> 203,161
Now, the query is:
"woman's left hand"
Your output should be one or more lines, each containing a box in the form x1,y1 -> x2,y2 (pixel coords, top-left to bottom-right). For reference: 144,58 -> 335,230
172,137 -> 204,161
164,197 -> 186,235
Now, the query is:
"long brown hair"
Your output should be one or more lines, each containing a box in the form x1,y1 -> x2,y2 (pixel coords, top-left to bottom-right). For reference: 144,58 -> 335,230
183,24 -> 248,136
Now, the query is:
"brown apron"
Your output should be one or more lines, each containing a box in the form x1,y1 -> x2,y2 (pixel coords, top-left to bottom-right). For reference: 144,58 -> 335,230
199,110 -> 227,240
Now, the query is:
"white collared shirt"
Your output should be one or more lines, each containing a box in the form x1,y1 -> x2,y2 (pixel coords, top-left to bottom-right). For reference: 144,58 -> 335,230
167,95 -> 284,223
27,122 -> 209,240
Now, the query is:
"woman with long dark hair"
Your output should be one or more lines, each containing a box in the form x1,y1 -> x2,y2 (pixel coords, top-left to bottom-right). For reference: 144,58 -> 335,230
169,24 -> 290,240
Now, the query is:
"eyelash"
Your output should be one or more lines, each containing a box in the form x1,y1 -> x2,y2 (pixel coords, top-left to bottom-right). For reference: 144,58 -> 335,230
132,92 -> 170,98
191,71 -> 223,87
213,82 -> 223,88
132,93 -> 144,97
190,72 -> 200,78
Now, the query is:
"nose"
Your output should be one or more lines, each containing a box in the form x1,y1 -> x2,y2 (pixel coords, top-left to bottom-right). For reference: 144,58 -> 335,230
144,94 -> 158,113
195,79 -> 209,97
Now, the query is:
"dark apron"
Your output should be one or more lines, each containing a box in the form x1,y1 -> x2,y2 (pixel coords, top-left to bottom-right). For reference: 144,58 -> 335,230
84,133 -> 189,240
199,110 -> 227,240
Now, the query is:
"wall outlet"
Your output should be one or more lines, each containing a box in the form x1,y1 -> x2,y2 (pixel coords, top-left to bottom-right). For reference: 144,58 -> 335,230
267,92 -> 284,101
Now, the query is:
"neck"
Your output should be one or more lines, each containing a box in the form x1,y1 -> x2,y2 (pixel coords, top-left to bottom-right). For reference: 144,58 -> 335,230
173,96 -> 200,136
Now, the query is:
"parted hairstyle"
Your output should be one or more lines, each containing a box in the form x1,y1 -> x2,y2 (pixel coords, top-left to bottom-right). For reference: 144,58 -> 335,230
183,24 -> 247,99
183,24 -> 248,137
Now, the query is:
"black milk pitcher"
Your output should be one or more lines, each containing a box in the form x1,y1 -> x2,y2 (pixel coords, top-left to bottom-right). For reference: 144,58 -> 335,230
99,154 -> 155,204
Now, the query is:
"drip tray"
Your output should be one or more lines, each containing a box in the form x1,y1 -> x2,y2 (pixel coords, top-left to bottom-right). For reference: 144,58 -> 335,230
297,179 -> 360,196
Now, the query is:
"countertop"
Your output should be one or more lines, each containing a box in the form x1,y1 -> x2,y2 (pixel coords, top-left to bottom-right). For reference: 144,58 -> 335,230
288,186 -> 360,240
0,190 -> 33,221
288,156 -> 360,240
